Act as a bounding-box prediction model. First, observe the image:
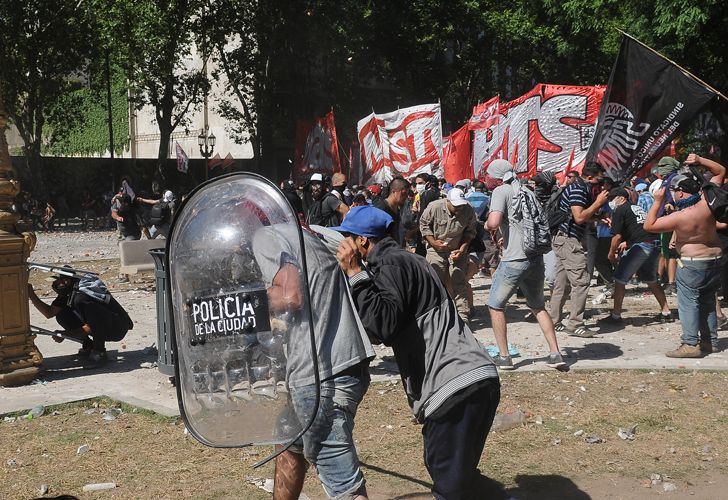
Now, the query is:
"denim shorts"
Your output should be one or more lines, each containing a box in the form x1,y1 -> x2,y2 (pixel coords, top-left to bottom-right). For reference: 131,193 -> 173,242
487,256 -> 546,310
288,369 -> 370,499
613,242 -> 659,285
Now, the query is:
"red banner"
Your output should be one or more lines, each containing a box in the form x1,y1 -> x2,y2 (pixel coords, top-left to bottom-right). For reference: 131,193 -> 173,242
471,84 -> 605,180
293,111 -> 341,181
442,124 -> 472,183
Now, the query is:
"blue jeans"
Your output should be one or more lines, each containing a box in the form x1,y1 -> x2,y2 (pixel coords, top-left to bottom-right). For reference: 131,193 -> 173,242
676,259 -> 722,347
289,369 -> 370,499
613,242 -> 659,285
487,256 -> 546,310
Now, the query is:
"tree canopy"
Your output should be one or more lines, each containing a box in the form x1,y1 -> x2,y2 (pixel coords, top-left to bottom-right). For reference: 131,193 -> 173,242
1,0 -> 726,187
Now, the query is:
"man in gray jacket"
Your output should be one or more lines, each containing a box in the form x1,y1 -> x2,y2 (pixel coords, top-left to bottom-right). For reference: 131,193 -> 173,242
334,205 -> 500,500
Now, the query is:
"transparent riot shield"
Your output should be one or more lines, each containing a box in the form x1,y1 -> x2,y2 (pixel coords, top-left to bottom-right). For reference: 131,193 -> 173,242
166,173 -> 318,461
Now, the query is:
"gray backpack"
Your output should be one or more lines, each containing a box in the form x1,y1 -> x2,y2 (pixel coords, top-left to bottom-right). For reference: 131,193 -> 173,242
511,179 -> 552,257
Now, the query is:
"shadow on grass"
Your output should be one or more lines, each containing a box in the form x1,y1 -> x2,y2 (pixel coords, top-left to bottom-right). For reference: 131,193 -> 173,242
508,474 -> 591,499
360,465 -> 591,500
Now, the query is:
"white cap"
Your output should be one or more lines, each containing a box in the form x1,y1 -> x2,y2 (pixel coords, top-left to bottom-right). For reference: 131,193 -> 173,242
649,179 -> 663,197
447,187 -> 468,207
310,173 -> 323,183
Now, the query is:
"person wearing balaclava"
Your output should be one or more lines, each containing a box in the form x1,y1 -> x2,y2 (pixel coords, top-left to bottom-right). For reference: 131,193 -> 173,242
484,160 -> 566,370
549,161 -> 609,338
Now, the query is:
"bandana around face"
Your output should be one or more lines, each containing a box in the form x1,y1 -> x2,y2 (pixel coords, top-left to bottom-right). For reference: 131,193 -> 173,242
484,174 -> 503,191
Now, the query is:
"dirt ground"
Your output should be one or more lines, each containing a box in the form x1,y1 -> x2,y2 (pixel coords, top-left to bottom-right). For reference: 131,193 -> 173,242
5,229 -> 728,499
2,371 -> 727,500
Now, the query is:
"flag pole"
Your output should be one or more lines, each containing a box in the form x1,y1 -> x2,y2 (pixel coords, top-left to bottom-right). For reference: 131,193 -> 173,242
618,30 -> 728,102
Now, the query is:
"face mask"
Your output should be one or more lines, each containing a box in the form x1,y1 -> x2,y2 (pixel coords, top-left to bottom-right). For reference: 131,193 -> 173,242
484,174 -> 503,191
415,184 -> 426,194
608,200 -> 617,211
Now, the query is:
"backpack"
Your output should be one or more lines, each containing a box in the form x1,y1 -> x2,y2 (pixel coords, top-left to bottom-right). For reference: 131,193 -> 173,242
149,201 -> 171,226
688,166 -> 728,223
305,193 -> 342,227
544,186 -> 568,234
510,179 -> 552,257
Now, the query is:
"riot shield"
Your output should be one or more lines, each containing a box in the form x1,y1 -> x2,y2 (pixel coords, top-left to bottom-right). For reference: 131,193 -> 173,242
167,173 -> 319,457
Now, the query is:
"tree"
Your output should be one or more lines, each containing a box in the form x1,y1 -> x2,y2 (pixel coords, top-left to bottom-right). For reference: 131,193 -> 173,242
0,0 -> 93,195
96,0 -> 209,175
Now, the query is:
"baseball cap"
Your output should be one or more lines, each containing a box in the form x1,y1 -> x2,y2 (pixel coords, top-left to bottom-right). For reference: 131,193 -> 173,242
367,184 -> 382,196
309,173 -> 324,183
608,187 -> 629,200
330,205 -> 393,238
456,179 -> 472,190
447,187 -> 469,207
670,174 -> 700,194
635,183 -> 648,192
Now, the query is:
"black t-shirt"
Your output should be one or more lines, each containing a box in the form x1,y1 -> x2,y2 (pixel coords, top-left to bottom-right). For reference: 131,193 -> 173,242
610,202 -> 654,246
117,205 -> 141,237
373,198 -> 402,244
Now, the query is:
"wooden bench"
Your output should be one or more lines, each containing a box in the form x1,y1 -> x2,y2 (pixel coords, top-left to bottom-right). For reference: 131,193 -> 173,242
119,239 -> 166,275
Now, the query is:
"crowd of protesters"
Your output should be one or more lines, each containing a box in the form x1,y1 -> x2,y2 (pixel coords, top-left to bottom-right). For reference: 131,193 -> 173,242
287,152 -> 726,366
14,180 -> 178,240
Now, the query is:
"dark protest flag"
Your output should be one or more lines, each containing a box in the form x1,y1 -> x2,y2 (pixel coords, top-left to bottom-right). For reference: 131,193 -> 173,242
587,33 -> 721,181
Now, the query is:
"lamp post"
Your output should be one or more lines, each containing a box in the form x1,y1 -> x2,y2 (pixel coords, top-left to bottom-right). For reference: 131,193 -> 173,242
198,127 -> 215,181
0,92 -> 41,387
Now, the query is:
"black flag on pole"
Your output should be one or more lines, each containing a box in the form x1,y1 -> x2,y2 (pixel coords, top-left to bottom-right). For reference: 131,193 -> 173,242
587,33 -> 718,181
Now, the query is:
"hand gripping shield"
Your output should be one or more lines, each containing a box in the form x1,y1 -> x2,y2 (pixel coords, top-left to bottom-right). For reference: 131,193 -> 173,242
167,173 -> 319,464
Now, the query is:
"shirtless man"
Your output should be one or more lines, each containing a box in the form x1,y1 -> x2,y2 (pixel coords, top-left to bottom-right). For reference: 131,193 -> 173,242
644,153 -> 725,357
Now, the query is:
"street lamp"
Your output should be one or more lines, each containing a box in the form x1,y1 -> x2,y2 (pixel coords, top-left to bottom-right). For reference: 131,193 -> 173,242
198,127 -> 216,180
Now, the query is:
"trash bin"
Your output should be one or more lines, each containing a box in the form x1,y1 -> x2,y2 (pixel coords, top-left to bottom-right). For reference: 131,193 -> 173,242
150,249 -> 174,377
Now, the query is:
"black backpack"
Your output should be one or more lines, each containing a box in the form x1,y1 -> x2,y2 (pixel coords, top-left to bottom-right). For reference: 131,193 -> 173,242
544,186 -> 568,234
689,166 -> 728,223
149,201 -> 171,226
305,193 -> 342,227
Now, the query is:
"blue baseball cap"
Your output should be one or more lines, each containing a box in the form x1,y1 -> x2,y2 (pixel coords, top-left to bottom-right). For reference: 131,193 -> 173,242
330,205 -> 393,238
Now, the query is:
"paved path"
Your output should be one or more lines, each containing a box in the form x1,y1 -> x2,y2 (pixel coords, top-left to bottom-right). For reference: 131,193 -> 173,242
2,233 -> 727,417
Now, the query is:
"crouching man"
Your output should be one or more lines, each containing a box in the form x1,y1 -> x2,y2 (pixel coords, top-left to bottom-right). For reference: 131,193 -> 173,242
334,205 -> 500,500
28,272 -> 133,369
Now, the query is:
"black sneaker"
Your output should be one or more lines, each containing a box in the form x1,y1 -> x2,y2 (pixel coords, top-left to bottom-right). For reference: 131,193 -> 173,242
494,355 -> 514,370
77,339 -> 94,357
597,314 -> 624,326
654,312 -> 674,323
664,283 -> 677,296
83,350 -> 108,370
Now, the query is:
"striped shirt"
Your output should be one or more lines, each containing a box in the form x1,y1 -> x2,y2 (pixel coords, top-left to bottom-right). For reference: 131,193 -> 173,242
558,178 -> 593,239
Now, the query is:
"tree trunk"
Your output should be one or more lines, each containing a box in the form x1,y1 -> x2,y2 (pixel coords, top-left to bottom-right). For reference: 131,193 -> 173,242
157,123 -> 172,179
22,140 -> 46,200
0,97 -> 11,174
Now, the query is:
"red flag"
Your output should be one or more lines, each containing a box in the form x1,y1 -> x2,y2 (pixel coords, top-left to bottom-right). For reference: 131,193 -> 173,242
442,124 -> 472,183
293,111 -> 340,181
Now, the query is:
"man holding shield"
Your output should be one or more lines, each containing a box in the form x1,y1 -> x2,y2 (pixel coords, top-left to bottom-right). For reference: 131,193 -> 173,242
252,223 -> 374,500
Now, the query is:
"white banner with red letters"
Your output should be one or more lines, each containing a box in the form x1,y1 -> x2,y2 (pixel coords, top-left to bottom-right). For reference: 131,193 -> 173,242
357,103 -> 443,183
470,85 -> 605,180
